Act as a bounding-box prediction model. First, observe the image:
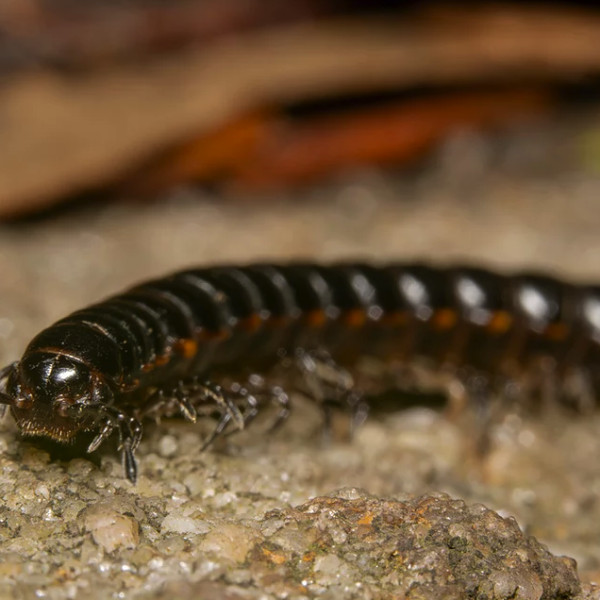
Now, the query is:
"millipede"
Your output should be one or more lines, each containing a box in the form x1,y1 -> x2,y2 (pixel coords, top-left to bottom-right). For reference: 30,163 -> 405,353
1,262 -> 599,483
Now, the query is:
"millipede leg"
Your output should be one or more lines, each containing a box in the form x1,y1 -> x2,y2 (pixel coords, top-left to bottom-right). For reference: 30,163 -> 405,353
560,367 -> 595,413
196,382 -> 257,449
228,373 -> 292,433
295,348 -> 364,439
122,439 -> 137,484
264,385 -> 291,432
141,386 -> 197,423
347,389 -> 369,435
174,381 -> 198,422
187,381 -> 246,433
143,378 -> 265,449
0,362 -> 17,419
0,361 -> 17,383
465,374 -> 496,456
226,380 -> 260,426
143,380 -> 243,425
200,412 -> 233,451
85,404 -> 143,483
295,348 -> 354,401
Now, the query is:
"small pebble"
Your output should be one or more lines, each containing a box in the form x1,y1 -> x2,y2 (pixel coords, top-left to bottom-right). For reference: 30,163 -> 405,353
158,435 -> 178,458
82,504 -> 140,553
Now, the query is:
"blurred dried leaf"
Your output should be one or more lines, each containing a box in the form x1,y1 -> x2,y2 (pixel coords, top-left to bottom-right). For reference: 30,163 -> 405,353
127,88 -> 551,192
230,89 -> 553,189
1,4 -> 600,216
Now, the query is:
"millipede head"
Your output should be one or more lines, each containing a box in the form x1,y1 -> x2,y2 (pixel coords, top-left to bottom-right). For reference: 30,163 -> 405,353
3,352 -> 114,443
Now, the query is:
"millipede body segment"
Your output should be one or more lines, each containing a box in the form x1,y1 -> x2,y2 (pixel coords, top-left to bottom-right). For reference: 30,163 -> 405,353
1,262 -> 599,482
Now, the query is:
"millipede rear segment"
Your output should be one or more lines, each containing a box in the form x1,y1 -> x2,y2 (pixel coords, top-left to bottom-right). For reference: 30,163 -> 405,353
1,262 -> 599,482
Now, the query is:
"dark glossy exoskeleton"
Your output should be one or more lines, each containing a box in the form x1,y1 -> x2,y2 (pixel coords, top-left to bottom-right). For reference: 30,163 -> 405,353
1,263 -> 600,483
